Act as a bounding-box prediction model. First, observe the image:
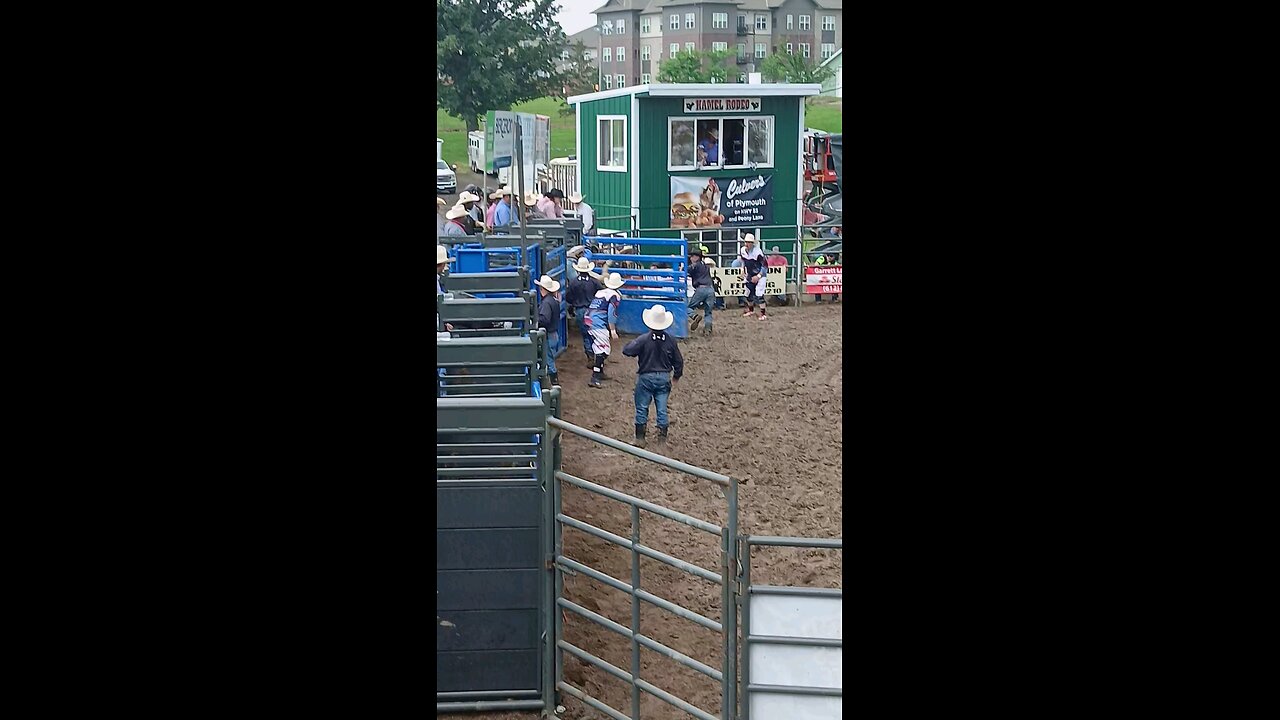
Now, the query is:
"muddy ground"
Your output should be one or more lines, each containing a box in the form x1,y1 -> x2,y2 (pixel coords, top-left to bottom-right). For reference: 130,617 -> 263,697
441,301 -> 843,720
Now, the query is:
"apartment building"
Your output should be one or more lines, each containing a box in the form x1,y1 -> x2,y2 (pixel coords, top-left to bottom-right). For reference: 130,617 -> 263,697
590,0 -> 842,85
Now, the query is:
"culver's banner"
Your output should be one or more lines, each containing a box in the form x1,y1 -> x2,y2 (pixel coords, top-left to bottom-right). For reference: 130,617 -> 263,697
669,174 -> 774,228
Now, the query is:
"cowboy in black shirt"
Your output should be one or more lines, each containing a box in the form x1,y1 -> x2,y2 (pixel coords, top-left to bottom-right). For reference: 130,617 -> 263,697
564,256 -> 603,364
622,304 -> 684,446
686,248 -> 715,336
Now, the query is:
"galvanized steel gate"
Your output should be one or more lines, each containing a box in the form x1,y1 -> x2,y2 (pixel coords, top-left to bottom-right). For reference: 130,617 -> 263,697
546,414 -> 739,720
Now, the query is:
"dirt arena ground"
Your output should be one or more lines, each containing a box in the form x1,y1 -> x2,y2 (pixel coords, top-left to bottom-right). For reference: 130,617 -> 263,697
442,300 -> 843,720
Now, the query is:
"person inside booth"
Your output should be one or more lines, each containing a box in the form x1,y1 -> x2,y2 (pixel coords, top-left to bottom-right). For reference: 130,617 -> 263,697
696,122 -> 719,167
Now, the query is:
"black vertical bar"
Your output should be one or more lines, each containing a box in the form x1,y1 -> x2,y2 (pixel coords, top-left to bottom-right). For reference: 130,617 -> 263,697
740,538 -> 752,720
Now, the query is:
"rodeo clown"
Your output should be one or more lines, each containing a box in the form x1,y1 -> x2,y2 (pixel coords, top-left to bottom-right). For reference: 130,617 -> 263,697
583,271 -> 626,388
738,233 -> 769,320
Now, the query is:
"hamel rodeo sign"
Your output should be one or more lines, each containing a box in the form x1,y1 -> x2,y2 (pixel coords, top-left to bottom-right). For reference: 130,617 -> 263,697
683,97 -> 761,113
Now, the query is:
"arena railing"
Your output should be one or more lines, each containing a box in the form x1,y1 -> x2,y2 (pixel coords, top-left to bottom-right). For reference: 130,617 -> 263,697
546,414 -> 741,720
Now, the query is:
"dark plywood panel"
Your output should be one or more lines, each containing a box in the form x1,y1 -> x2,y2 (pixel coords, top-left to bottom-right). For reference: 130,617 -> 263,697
436,569 -> 540,610
437,649 -> 539,692
437,528 -> 540,570
437,609 -> 539,652
437,487 -> 543,529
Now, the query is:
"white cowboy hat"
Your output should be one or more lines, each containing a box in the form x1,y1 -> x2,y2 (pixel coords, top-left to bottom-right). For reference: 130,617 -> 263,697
497,187 -> 512,196
437,245 -> 448,264
572,257 -> 593,272
489,190 -> 504,200
642,304 -> 674,331
603,272 -> 626,289
446,205 -> 468,220
568,191 -> 585,204
535,274 -> 561,293
523,192 -> 540,206
458,191 -> 480,204
742,233 -> 756,244
437,197 -> 446,206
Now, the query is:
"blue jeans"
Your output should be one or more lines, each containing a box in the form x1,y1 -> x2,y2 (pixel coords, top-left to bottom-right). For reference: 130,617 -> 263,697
573,309 -> 592,355
634,372 -> 671,427
687,286 -> 714,329
546,332 -> 558,375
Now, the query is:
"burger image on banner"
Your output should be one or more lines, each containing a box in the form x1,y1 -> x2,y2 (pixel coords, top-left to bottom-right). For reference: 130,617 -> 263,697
670,177 -> 725,228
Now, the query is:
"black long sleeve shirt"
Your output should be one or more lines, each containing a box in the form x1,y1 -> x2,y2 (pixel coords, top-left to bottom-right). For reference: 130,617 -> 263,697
538,293 -> 560,330
688,260 -> 712,288
622,331 -> 684,380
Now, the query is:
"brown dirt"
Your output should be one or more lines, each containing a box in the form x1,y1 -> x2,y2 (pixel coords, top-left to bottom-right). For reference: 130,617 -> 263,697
552,301 -> 843,720
440,302 -> 842,720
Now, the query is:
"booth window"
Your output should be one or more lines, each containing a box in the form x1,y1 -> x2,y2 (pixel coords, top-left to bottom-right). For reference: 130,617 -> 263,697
668,116 -> 774,170
597,116 -> 627,172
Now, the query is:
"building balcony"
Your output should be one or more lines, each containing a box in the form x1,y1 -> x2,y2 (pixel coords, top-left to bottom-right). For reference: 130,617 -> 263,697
736,26 -> 749,35
735,55 -> 750,64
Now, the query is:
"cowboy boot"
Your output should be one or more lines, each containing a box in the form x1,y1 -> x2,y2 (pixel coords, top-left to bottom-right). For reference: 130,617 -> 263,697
688,312 -> 702,331
589,354 -> 605,387
656,425 -> 668,442
634,424 -> 646,448
549,372 -> 559,385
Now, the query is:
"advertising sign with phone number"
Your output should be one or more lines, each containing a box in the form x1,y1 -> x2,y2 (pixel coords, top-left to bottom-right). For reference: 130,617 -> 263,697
804,265 -> 842,294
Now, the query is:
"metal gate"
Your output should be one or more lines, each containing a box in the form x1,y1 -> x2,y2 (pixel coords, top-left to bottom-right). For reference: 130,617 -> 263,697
546,415 -> 739,720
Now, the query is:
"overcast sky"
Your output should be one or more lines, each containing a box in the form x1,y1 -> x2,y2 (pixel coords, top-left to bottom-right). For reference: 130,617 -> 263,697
555,0 -> 599,35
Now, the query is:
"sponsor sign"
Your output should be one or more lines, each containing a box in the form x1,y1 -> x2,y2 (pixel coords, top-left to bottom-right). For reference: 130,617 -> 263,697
710,265 -> 786,297
486,110 -> 516,171
670,175 -> 773,229
683,97 -> 761,113
804,265 -> 842,295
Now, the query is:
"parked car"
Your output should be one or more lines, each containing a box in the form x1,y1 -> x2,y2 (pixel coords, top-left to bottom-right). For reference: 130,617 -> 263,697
437,159 -> 457,195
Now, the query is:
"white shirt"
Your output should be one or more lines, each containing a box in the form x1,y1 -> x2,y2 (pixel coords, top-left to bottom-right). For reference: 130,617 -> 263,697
578,202 -> 595,232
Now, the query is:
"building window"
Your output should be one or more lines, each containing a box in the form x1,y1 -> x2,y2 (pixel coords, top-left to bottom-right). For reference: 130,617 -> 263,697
603,47 -> 612,63
616,74 -> 625,88
822,15 -> 835,31
712,41 -> 727,52
670,14 -> 679,30
754,43 -> 766,59
668,116 -> 775,171
617,46 -> 624,61
602,20 -> 612,36
786,43 -> 793,55
603,74 -> 612,89
799,15 -> 810,30
641,45 -> 650,61
800,43 -> 810,58
685,13 -> 695,29
686,42 -> 696,53
641,17 -> 650,34
597,116 -> 627,171
641,73 -> 651,84
755,14 -> 768,31
737,43 -> 746,58
617,19 -> 625,33
670,42 -> 680,56
713,12 -> 727,28
821,43 -> 834,59
787,15 -> 793,29
738,14 -> 747,29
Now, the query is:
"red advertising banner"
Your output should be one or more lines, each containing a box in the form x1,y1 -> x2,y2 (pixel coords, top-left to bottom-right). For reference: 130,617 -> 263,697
804,265 -> 842,294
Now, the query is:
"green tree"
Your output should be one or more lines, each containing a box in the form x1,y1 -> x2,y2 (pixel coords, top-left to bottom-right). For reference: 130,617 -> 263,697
657,48 -> 735,83
760,51 -> 836,85
558,40 -> 597,118
437,0 -> 571,132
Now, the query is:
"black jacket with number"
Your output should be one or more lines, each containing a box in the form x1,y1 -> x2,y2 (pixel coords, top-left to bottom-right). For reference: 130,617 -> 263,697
622,331 -> 684,381
564,272 -> 601,310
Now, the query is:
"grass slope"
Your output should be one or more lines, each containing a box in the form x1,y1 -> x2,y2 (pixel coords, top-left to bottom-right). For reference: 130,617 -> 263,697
436,98 -> 576,170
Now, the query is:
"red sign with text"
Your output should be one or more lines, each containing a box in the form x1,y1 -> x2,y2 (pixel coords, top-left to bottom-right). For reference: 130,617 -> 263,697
804,265 -> 842,294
